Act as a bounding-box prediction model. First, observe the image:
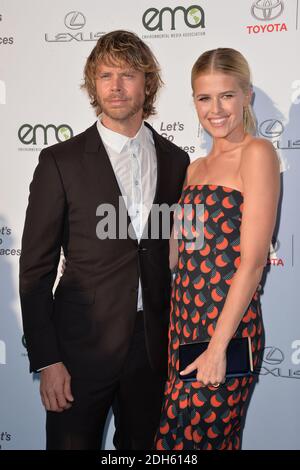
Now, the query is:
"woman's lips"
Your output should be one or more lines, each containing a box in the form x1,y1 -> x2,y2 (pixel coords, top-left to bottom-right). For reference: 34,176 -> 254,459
209,117 -> 228,127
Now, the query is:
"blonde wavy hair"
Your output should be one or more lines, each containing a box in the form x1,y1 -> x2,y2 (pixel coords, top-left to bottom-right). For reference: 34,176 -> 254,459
82,30 -> 163,119
191,48 -> 256,134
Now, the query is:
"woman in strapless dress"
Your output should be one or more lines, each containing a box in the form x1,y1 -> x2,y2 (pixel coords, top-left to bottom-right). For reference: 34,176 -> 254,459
155,48 -> 280,450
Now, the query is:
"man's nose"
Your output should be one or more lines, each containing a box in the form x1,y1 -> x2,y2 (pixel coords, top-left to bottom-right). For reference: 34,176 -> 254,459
111,76 -> 122,91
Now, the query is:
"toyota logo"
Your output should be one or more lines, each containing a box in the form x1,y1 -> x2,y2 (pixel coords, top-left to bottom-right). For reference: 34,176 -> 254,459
259,119 -> 284,138
263,346 -> 284,365
64,11 -> 86,30
251,0 -> 284,21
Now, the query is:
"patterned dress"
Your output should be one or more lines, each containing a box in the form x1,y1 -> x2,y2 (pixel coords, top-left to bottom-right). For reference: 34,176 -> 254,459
155,185 -> 263,450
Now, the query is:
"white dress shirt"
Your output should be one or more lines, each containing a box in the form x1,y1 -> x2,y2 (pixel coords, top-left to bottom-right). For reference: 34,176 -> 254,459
97,118 -> 157,311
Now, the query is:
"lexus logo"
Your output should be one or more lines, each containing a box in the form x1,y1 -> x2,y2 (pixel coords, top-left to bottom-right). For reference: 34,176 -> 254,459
263,347 -> 284,365
251,0 -> 284,21
64,11 -> 86,30
259,119 -> 284,138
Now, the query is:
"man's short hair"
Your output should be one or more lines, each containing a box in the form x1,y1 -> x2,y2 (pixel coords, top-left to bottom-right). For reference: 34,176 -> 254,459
82,30 -> 163,118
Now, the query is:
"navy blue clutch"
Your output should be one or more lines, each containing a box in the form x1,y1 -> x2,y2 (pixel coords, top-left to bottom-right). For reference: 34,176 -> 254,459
179,336 -> 253,382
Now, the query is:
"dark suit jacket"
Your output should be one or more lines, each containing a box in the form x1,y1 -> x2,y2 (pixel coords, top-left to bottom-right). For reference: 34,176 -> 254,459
19,122 -> 189,379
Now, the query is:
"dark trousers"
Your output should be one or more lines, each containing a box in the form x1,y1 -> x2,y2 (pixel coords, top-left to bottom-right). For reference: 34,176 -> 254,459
46,313 -> 166,450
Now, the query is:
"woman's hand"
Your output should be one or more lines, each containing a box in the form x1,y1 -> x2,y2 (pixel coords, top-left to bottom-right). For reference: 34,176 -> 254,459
180,344 -> 226,387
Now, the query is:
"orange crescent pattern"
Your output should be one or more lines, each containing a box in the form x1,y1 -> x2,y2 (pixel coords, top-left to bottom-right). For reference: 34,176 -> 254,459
155,185 -> 262,450
206,193 -> 218,206
199,242 -> 211,256
222,195 -> 235,209
193,274 -> 205,290
210,269 -> 221,285
190,309 -> 200,324
216,234 -> 229,250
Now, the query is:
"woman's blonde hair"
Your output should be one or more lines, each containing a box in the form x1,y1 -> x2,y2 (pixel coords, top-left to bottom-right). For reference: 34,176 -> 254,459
82,30 -> 163,119
191,48 -> 256,134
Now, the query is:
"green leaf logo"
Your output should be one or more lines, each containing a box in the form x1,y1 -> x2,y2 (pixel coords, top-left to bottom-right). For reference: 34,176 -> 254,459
188,7 -> 201,25
58,127 -> 71,141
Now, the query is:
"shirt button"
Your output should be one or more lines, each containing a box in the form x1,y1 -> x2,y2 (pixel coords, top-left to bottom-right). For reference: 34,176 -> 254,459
135,180 -> 139,186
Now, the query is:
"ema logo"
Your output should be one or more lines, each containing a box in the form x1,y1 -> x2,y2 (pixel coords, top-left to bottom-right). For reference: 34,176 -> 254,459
0,80 -> 5,104
0,340 -> 6,365
142,5 -> 205,31
247,0 -> 287,34
18,123 -> 73,147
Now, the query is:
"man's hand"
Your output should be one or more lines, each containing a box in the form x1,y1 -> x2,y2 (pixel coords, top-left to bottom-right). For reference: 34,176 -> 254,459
40,362 -> 74,412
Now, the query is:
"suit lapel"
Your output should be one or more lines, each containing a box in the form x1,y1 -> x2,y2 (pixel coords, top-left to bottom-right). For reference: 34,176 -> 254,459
82,122 -> 122,205
81,123 -> 137,245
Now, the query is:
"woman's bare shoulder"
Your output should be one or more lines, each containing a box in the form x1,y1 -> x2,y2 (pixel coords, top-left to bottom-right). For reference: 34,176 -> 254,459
241,137 -> 280,185
241,137 -> 279,169
186,156 -> 207,183
242,136 -> 277,157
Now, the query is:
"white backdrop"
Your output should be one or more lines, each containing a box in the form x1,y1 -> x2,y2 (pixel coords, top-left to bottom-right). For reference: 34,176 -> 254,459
0,0 -> 299,450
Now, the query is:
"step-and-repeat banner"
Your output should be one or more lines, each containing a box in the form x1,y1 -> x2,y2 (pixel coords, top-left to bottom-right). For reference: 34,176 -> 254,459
0,0 -> 299,450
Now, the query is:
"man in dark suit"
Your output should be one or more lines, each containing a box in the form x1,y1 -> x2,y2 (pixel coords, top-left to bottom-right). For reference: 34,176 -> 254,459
20,30 -> 189,450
